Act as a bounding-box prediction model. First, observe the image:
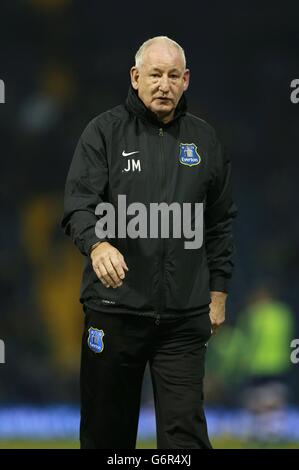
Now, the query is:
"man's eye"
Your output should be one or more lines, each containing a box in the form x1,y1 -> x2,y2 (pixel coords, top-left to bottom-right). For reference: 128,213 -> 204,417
150,74 -> 159,78
170,75 -> 179,79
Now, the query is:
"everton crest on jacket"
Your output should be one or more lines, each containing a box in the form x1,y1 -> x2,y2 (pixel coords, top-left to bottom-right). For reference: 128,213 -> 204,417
61,86 -> 237,320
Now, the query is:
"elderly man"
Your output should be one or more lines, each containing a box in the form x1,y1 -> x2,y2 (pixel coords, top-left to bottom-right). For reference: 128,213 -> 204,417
61,36 -> 237,449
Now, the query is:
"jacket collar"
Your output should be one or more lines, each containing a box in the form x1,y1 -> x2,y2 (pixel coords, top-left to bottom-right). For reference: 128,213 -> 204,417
125,85 -> 187,127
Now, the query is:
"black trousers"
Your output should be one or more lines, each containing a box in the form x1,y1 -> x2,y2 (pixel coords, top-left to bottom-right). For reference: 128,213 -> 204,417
80,307 -> 213,449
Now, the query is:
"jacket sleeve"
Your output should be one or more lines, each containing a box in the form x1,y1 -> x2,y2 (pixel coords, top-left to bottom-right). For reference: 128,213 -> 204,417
204,130 -> 238,293
60,119 -> 108,256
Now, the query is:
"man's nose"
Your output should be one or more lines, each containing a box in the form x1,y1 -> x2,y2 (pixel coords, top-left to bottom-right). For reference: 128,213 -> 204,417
158,76 -> 170,93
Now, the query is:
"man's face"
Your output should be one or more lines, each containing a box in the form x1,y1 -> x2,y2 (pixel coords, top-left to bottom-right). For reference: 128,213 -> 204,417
130,43 -> 190,123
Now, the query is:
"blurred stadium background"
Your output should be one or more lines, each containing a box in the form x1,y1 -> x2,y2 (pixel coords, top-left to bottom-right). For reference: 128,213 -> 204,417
0,0 -> 299,449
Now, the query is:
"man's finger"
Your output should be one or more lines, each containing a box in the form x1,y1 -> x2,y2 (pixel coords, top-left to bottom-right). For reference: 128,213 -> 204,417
120,257 -> 129,271
95,264 -> 111,288
99,263 -> 116,287
96,271 -> 110,288
110,255 -> 126,280
103,258 -> 122,287
210,322 -> 222,334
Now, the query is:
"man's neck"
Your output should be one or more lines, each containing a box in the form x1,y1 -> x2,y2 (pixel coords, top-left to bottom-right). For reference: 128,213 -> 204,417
155,111 -> 175,124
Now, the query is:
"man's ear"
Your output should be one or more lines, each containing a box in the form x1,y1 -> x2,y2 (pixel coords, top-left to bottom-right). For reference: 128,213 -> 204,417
130,66 -> 139,90
183,69 -> 190,92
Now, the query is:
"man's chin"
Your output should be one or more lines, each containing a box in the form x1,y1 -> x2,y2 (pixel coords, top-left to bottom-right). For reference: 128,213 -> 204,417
152,102 -> 172,111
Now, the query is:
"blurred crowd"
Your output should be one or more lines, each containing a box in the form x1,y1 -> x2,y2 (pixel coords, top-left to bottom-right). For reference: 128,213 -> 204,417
0,1 -> 298,406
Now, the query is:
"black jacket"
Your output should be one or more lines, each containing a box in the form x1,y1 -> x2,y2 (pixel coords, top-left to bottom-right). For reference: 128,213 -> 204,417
61,86 -> 237,320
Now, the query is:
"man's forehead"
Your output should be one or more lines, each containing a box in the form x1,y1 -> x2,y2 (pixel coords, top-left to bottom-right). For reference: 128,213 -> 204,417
143,44 -> 184,69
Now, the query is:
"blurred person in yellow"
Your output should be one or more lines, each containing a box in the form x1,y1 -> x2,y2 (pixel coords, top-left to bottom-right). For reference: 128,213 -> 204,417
22,195 -> 83,372
236,287 -> 294,411
28,0 -> 71,12
207,285 -> 295,439
236,286 -> 295,441
240,287 -> 294,380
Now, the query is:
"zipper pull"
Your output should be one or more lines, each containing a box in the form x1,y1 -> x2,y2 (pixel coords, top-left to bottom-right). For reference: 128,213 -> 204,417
155,314 -> 160,325
159,128 -> 163,137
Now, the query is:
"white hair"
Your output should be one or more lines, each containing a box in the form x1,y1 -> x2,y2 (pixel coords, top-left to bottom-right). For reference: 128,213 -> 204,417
134,36 -> 186,69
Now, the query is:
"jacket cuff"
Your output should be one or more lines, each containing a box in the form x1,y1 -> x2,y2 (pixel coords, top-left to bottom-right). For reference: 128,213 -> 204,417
80,232 -> 105,257
209,276 -> 230,293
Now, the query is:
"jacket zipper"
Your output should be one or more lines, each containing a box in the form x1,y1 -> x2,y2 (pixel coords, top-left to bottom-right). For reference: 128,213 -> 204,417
157,127 -> 166,316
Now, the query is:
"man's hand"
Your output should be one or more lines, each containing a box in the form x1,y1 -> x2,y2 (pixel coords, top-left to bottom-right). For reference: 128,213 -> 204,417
209,291 -> 227,334
90,241 -> 129,289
